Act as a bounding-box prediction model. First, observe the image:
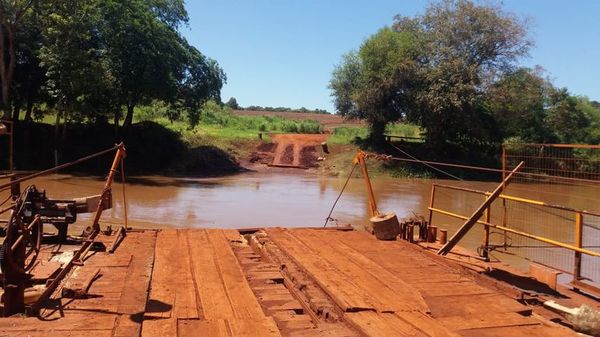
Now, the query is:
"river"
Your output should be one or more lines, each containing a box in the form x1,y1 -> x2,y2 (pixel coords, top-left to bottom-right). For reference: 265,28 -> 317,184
1,171 -> 598,276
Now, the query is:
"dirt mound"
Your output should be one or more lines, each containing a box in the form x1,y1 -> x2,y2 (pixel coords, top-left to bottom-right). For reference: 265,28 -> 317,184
280,144 -> 294,165
249,133 -> 329,168
299,146 -> 318,168
271,134 -> 328,167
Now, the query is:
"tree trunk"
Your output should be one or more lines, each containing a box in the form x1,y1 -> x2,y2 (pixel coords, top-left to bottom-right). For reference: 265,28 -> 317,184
123,104 -> 135,129
114,110 -> 121,140
12,99 -> 21,122
24,100 -> 33,121
369,120 -> 387,150
54,109 -> 62,166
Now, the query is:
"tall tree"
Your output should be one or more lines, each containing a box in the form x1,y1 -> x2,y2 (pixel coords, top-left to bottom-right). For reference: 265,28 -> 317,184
100,0 -> 189,129
330,28 -> 421,146
178,46 -> 226,127
0,0 -> 33,118
394,0 -> 531,147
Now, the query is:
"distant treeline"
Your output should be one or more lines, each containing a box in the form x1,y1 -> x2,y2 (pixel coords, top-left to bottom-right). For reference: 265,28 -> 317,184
224,97 -> 329,114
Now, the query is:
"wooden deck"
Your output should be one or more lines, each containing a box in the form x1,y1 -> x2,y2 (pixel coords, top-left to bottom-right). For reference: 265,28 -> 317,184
0,227 -> 589,336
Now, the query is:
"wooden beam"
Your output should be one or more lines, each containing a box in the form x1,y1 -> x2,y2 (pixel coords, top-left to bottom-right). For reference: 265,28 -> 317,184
437,161 -> 524,255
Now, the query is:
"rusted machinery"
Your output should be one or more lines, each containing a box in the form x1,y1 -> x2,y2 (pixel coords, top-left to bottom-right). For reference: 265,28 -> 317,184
0,143 -> 125,316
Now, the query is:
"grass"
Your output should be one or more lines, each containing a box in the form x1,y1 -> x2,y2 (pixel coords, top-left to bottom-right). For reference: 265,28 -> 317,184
328,123 -> 421,144
136,101 -> 322,142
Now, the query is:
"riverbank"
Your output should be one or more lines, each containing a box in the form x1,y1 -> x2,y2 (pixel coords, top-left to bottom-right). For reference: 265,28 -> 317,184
1,107 -> 499,180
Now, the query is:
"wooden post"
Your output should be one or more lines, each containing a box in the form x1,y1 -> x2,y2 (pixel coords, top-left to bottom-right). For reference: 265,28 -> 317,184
439,229 -> 448,244
574,212 -> 583,280
438,161 -> 524,255
427,226 -> 437,243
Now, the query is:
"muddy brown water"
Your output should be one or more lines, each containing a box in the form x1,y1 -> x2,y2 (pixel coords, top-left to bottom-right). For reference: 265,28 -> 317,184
1,172 -> 598,276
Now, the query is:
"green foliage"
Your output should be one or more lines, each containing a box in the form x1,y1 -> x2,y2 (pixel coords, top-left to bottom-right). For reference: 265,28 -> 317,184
225,97 -> 240,110
9,0 -> 225,131
330,28 -> 421,147
198,101 -> 322,134
487,67 -> 552,142
488,68 -> 598,144
331,0 -> 534,150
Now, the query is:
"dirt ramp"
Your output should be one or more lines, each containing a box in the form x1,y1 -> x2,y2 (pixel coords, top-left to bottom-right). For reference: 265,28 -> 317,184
270,134 -> 328,168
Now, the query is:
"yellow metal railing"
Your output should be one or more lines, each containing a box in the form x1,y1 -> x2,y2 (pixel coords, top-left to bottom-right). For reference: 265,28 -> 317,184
428,183 -> 600,282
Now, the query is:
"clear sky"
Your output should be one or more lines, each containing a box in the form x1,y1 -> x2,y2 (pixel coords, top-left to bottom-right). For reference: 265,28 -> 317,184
182,1 -> 600,112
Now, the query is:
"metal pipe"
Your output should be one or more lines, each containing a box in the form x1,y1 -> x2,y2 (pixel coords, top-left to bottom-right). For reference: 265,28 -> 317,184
429,207 -> 600,258
91,143 -> 126,232
574,212 -> 583,280
432,183 -> 600,218
438,161 -> 524,255
427,184 -> 436,230
354,151 -> 379,217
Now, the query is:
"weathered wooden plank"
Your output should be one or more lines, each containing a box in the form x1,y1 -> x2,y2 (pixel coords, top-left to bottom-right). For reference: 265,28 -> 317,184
141,318 -> 177,337
178,319 -> 229,337
114,230 -> 157,337
175,229 -> 199,319
146,230 -> 177,318
188,229 -> 236,320
0,314 -> 116,331
292,228 -> 429,313
458,324 -> 573,337
344,311 -> 429,337
228,317 -> 282,337
425,293 -> 531,318
266,228 -> 373,312
177,318 -> 282,337
117,230 -> 156,314
146,230 -> 198,320
222,229 -> 243,242
412,281 -> 495,297
207,229 -> 267,319
438,312 -> 540,331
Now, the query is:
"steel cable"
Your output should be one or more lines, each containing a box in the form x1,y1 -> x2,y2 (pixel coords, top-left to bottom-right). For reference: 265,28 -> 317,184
323,162 -> 358,228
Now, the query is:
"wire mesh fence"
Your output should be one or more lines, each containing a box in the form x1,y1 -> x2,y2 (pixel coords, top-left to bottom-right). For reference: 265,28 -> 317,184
429,183 -> 600,287
503,143 -> 600,186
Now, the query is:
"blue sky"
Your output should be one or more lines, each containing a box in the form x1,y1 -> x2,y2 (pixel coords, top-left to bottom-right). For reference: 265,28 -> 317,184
183,1 -> 600,112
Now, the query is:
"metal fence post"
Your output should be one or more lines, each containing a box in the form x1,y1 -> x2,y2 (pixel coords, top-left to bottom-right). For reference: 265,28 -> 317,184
482,195 -> 491,261
427,184 -> 436,230
574,212 -> 583,280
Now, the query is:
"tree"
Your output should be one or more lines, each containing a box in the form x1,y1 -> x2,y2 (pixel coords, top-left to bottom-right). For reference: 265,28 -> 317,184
225,97 -> 240,110
486,67 -> 553,142
545,88 -> 590,144
178,46 -> 226,127
331,0 -> 531,149
0,0 -> 34,118
100,0 -> 189,129
330,27 -> 421,146
394,0 -> 531,147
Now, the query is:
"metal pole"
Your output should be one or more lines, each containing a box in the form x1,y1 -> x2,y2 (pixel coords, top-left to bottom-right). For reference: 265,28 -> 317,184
91,143 -> 126,232
438,161 -> 524,255
482,195 -> 490,261
354,151 -> 379,217
427,184 -> 436,229
574,212 -> 583,280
